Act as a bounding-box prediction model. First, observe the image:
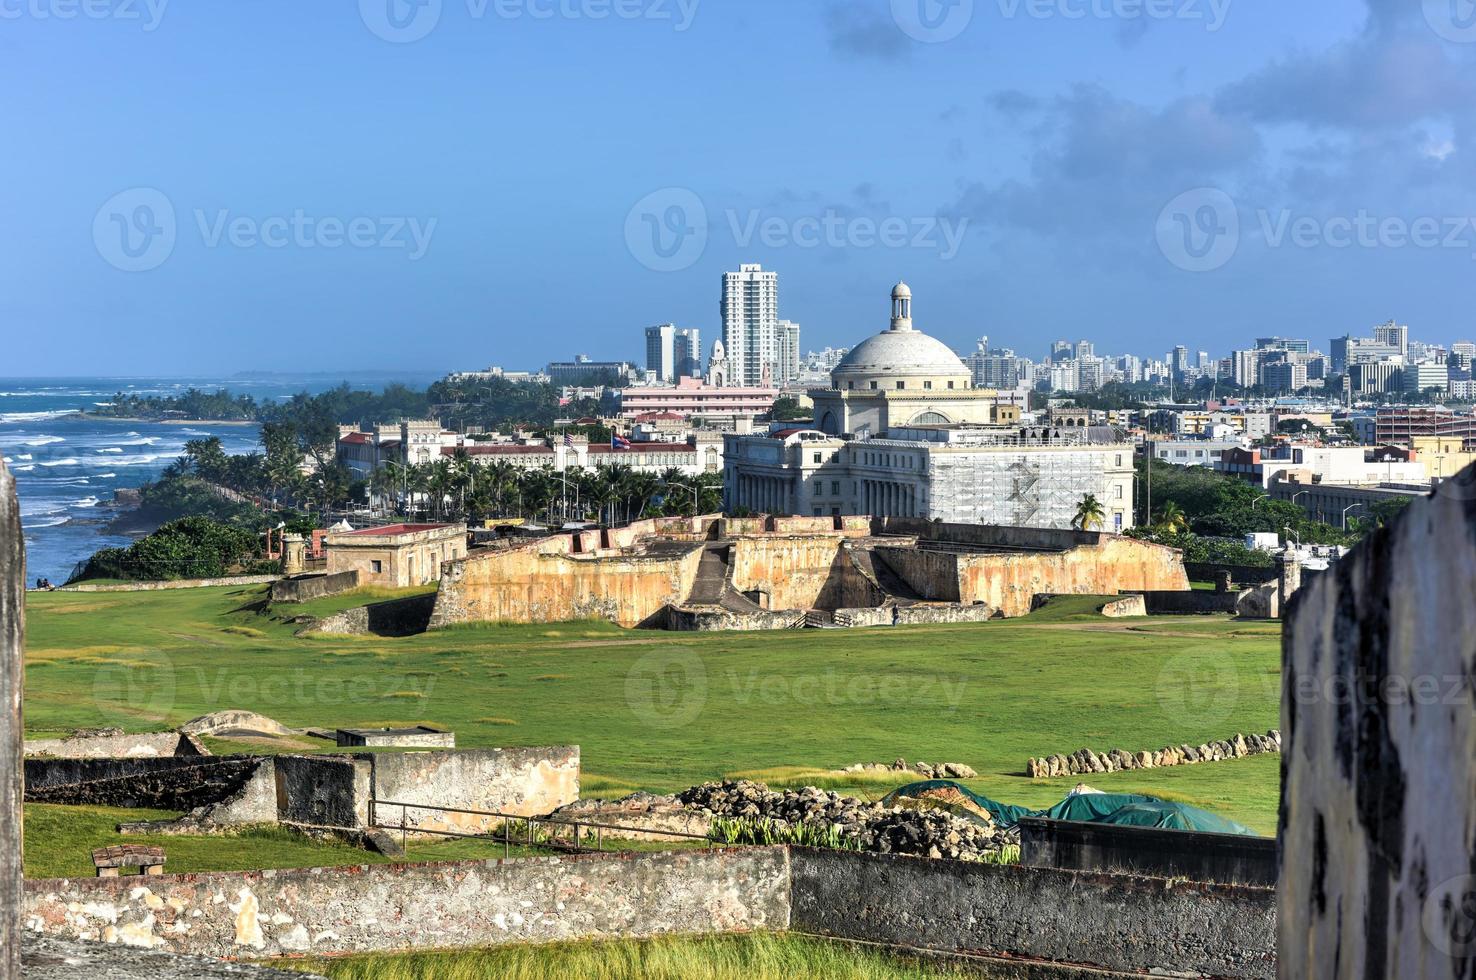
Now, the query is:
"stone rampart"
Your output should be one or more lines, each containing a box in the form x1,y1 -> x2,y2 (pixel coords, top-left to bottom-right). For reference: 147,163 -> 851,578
59,575 -> 279,593
268,571 -> 359,604
23,756 -> 265,810
367,746 -> 579,835
24,848 -> 793,959
728,537 -> 883,612
789,847 -> 1275,978
24,731 -> 207,759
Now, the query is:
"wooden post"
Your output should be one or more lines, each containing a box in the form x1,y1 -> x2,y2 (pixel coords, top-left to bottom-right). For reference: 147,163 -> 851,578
0,458 -> 23,979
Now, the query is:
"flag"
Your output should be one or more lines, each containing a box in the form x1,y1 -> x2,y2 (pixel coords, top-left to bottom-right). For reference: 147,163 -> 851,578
563,433 -> 573,448
612,435 -> 632,451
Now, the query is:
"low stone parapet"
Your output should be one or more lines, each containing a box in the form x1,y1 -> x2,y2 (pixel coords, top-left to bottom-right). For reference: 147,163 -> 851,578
1027,730 -> 1282,779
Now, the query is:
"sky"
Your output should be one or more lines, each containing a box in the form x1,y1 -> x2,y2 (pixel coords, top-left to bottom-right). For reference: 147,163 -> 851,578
4,0 -> 1476,376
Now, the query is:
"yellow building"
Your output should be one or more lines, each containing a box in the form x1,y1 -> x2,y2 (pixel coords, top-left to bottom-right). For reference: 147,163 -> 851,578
326,523 -> 468,589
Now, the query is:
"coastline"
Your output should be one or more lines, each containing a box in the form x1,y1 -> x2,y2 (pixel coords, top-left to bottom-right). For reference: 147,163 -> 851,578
78,413 -> 259,427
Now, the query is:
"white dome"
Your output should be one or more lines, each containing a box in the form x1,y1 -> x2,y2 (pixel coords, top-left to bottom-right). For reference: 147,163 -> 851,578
832,330 -> 970,382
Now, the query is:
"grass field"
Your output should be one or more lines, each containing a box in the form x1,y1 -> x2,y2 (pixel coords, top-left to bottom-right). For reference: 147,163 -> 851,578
279,933 -> 989,979
21,584 -> 1284,874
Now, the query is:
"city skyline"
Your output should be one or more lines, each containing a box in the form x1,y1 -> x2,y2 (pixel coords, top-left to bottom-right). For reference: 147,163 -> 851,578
10,1 -> 1476,375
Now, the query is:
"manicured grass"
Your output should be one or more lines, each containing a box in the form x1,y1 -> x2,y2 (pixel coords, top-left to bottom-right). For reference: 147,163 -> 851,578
279,933 -> 981,980
22,583 -> 1283,856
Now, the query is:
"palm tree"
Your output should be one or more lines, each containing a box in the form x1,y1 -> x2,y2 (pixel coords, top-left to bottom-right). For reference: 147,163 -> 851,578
1073,493 -> 1107,532
1157,500 -> 1189,536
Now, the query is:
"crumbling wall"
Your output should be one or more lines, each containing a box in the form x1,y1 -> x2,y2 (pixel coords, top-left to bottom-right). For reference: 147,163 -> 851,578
24,731 -> 207,759
23,756 -> 265,810
429,543 -> 704,629
273,755 -> 372,829
955,537 -> 1188,618
24,848 -> 793,959
790,848 -> 1275,978
728,536 -> 883,612
302,592 -> 437,637
269,571 -> 359,604
368,746 -> 579,836
1278,475 -> 1476,978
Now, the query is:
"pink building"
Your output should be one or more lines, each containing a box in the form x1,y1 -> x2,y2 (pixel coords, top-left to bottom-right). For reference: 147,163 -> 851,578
619,377 -> 779,419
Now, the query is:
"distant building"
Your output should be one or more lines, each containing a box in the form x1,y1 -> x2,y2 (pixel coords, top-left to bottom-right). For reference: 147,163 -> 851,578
326,522 -> 467,589
776,320 -> 802,384
546,355 -> 636,386
644,324 -> 702,383
1214,445 -> 1426,488
722,263 -> 781,387
619,376 -> 779,420
1146,438 -> 1245,468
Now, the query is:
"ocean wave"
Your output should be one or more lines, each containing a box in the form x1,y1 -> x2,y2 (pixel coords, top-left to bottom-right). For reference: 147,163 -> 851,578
24,436 -> 65,447
17,454 -> 32,461
94,472 -> 117,479
97,447 -> 124,454
72,496 -> 99,508
39,458 -> 81,467
0,410 -> 80,424
21,516 -> 68,529
1,457 -> 8,465
116,437 -> 160,446
13,465 -> 34,472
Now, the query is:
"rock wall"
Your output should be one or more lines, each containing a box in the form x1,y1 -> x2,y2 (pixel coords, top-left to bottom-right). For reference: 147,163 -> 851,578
429,540 -> 705,629
268,571 -> 359,604
892,604 -> 996,625
24,848 -> 793,959
790,847 -> 1276,978
273,755 -> 370,829
59,575 -> 280,593
1,458 -> 23,980
301,592 -> 437,637
1278,473 -> 1476,978
1028,730 -> 1282,779
728,537 -> 883,612
367,746 -> 580,836
1101,594 -> 1147,617
953,536 -> 1189,619
24,731 -> 207,759
23,756 -> 265,810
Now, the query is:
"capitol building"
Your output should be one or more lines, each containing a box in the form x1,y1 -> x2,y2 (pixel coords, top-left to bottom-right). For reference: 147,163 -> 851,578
723,283 -> 1136,531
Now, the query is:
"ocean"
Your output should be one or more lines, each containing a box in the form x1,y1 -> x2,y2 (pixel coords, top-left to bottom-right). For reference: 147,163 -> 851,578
0,374 -> 439,584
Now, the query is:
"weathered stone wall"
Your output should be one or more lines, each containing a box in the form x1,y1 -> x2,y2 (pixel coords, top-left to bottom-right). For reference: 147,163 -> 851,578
954,536 -> 1188,618
790,848 -> 1276,978
1027,730 -> 1282,779
22,933 -> 327,980
273,755 -> 371,829
24,848 -> 793,959
368,746 -> 579,835
429,540 -> 705,628
59,575 -> 279,593
729,536 -> 883,612
1101,594 -> 1147,617
892,603 -> 995,625
664,607 -> 807,631
24,731 -> 207,759
268,570 -> 359,604
301,592 -> 437,637
23,756 -> 265,810
1141,589 -> 1243,615
1,458 -> 24,979
1278,473 -> 1476,978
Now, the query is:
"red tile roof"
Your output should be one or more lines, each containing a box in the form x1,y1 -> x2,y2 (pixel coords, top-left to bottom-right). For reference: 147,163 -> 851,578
338,432 -> 372,445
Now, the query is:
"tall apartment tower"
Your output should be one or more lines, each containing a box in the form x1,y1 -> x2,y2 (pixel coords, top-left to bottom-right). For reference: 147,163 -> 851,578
721,264 -> 780,387
776,320 -> 801,384
645,324 -> 702,383
1373,321 -> 1409,357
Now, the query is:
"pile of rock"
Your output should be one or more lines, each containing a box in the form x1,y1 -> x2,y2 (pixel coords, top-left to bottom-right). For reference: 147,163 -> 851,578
1027,730 -> 1282,779
836,759 -> 979,779
675,780 -> 1006,861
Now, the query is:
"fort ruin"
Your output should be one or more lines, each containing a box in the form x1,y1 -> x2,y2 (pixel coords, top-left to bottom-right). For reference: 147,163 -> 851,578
424,514 -> 1191,631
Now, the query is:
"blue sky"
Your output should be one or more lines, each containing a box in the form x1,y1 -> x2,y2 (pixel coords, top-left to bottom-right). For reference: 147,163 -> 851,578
4,0 -> 1475,376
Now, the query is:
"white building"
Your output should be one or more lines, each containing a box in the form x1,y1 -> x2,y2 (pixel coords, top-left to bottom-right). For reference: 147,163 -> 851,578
644,324 -> 702,383
776,320 -> 802,384
722,263 -> 781,387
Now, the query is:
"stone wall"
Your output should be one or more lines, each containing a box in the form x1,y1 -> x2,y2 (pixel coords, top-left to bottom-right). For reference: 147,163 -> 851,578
789,848 -> 1276,978
58,575 -> 279,593
952,536 -> 1189,618
268,571 -> 359,604
728,537 -> 883,612
429,539 -> 705,629
1141,589 -> 1244,615
367,746 -> 580,836
1278,472 -> 1476,977
24,731 -> 207,759
1027,730 -> 1282,779
24,848 -> 793,959
273,755 -> 370,829
301,592 -> 437,637
1101,594 -> 1147,617
892,603 -> 996,625
23,756 -> 265,811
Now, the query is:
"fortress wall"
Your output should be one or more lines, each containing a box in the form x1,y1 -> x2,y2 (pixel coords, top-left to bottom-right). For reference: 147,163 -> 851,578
430,544 -> 704,628
955,537 -> 1188,618
729,536 -> 881,612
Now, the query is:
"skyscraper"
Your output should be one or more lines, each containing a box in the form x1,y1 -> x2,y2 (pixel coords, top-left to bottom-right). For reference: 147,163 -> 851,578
644,324 -> 702,383
721,264 -> 780,387
776,320 -> 802,384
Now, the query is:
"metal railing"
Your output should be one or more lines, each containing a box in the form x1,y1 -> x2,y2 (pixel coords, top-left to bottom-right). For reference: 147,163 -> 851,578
370,798 -> 717,859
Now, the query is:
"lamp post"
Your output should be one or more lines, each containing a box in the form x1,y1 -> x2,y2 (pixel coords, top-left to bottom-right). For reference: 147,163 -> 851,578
669,482 -> 700,517
1284,525 -> 1302,549
1342,503 -> 1360,530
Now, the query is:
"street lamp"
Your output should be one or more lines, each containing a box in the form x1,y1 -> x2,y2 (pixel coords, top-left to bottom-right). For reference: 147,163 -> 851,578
1284,525 -> 1301,549
1251,494 -> 1270,511
669,482 -> 701,517
1341,503 -> 1360,530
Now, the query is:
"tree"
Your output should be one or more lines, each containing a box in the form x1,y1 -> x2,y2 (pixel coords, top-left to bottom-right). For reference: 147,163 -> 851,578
1073,493 -> 1107,531
1157,500 -> 1189,536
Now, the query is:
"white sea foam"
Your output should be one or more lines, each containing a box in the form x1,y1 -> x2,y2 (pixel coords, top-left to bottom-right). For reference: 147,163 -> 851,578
21,516 -> 67,529
72,496 -> 99,508
94,472 -> 117,479
39,458 -> 80,467
24,436 -> 64,447
97,448 -> 123,454
13,465 -> 35,472
0,410 -> 79,424
17,454 -> 32,461
116,437 -> 160,447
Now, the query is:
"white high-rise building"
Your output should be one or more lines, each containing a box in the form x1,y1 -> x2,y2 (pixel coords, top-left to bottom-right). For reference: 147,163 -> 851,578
722,264 -> 780,387
776,320 -> 801,384
645,324 -> 702,383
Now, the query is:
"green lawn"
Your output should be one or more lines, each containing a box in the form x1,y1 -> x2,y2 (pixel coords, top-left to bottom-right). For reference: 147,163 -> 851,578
279,933 -> 986,980
21,584 -> 1284,870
